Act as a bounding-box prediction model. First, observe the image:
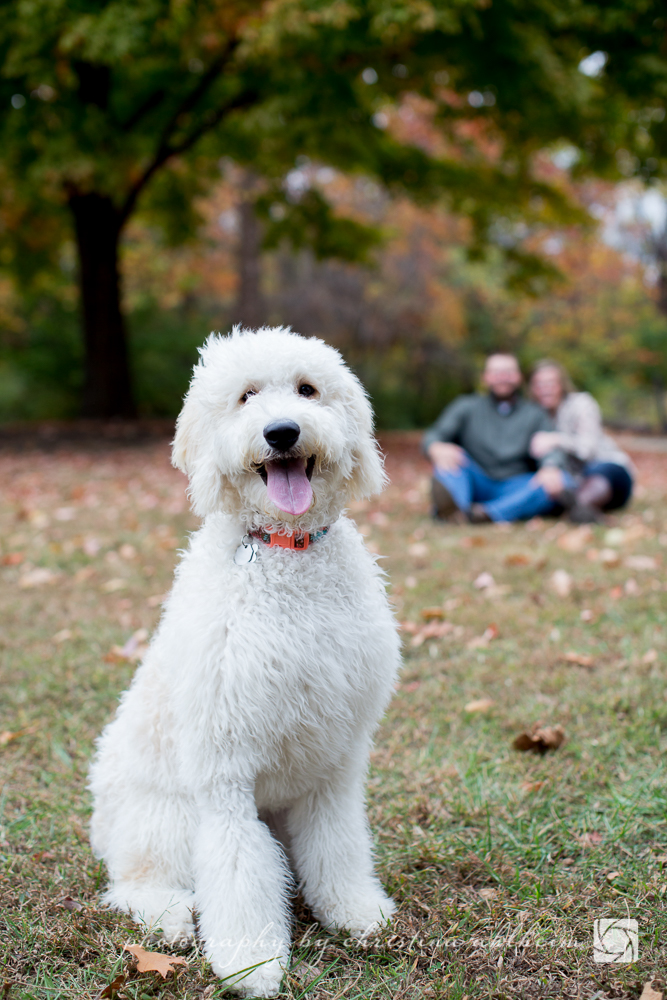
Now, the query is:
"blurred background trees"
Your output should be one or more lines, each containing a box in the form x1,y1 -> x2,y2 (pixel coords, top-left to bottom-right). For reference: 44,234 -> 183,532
0,0 -> 665,425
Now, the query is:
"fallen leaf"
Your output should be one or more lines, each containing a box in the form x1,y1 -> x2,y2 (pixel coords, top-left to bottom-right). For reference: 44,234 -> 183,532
461,535 -> 487,548
606,870 -> 622,881
123,943 -> 187,979
99,974 -> 126,999
580,609 -> 595,622
624,523 -> 650,544
405,575 -> 417,589
624,554 -> 659,571
504,552 -> 531,566
74,566 -> 95,582
119,544 -> 137,560
624,578 -> 640,595
558,526 -> 593,553
473,572 -> 495,589
60,896 -> 85,912
420,606 -> 445,620
513,723 -> 565,755
399,620 -> 419,634
403,680 -> 421,692
564,651 -> 594,668
411,621 -> 454,647
147,592 -> 167,607
2,552 -> 24,565
102,578 -> 127,593
54,507 -> 76,522
369,511 -> 389,527
576,831 -> 603,848
639,982 -> 663,1000
521,780 -> 547,793
642,649 -> 659,664
609,585 -> 624,599
53,629 -> 72,644
604,527 -> 626,547
466,624 -> 499,650
551,570 -> 572,598
408,542 -> 429,558
104,629 -> 149,664
464,697 -> 495,714
599,548 -> 621,567
478,887 -> 497,900
18,568 -> 59,589
0,724 -> 38,747
83,537 -> 101,556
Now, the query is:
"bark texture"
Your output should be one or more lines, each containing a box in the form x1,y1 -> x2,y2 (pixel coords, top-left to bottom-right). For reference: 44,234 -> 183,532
70,193 -> 136,418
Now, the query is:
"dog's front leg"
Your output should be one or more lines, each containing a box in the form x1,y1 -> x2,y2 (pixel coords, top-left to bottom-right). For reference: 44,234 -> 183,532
194,782 -> 291,998
288,768 -> 395,939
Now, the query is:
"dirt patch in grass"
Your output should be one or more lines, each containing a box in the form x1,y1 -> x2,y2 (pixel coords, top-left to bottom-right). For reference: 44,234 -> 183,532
1,432 -> 666,999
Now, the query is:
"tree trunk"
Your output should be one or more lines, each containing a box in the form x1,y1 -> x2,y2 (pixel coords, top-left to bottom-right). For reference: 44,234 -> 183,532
234,171 -> 265,329
69,192 -> 136,418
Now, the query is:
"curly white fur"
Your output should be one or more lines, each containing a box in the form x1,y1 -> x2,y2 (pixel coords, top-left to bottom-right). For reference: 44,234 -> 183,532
89,327 -> 401,997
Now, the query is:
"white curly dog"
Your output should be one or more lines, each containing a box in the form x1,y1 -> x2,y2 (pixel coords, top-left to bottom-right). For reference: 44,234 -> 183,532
89,327 -> 401,997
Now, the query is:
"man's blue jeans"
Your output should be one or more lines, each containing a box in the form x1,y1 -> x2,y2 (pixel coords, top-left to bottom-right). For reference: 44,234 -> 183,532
434,453 -> 566,522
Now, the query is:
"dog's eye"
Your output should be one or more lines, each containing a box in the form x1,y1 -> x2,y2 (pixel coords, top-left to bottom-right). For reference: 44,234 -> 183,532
240,389 -> 257,404
298,384 -> 316,398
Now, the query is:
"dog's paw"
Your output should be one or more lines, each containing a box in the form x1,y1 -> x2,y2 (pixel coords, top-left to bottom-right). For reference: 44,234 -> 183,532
107,885 -> 196,947
316,891 -> 396,940
211,956 -> 286,997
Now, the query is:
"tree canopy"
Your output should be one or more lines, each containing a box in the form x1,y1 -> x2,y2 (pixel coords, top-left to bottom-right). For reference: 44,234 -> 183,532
0,0 -> 665,415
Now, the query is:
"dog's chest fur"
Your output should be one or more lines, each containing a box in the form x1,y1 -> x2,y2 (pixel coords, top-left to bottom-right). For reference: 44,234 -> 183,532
129,515 -> 399,806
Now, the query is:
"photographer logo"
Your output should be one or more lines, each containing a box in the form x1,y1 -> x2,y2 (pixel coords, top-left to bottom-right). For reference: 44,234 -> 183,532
593,919 -> 638,963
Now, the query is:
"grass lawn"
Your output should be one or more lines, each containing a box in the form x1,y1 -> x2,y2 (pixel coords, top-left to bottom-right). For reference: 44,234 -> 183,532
1,432 -> 666,999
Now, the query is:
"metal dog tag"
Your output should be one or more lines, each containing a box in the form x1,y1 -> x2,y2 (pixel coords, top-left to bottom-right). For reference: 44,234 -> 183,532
234,537 -> 259,565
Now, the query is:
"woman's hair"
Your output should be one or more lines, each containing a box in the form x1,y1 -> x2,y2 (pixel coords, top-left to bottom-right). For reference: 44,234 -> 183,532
529,358 -> 575,398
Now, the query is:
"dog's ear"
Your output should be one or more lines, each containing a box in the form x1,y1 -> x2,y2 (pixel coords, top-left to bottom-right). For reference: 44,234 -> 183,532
172,393 -> 222,517
345,376 -> 387,500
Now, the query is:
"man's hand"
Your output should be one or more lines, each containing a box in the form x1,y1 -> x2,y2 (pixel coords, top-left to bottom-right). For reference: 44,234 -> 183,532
427,442 -> 466,472
530,431 -> 562,459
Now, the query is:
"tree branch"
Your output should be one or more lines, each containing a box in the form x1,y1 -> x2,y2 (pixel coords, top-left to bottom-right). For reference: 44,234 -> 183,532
121,88 -> 167,133
118,87 -> 258,226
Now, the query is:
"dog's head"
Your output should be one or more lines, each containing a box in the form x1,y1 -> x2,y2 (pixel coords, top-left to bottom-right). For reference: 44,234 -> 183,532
172,327 -> 386,529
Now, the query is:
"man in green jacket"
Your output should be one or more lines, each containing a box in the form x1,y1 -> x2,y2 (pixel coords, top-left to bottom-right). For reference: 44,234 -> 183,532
423,354 -> 568,522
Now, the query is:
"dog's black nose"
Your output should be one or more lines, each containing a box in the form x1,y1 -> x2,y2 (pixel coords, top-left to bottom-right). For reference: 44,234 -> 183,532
263,420 -> 301,451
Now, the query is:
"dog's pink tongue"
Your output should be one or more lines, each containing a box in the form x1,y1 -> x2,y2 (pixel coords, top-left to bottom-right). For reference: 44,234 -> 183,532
265,458 -> 313,516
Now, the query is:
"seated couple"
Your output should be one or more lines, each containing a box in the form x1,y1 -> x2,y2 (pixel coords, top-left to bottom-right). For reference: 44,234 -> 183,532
424,354 -> 633,524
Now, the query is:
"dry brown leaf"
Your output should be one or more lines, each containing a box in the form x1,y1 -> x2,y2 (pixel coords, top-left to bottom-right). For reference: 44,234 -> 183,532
473,571 -> 495,589
420,606 -> 445,621
123,943 -> 187,979
2,552 -> 24,565
606,870 -> 622,881
411,621 -> 454,647
60,896 -> 85,912
466,623 -> 499,650
521,780 -> 547,793
478,887 -> 497,901
19,567 -> 59,589
504,552 -> 531,566
0,724 -> 38,747
580,608 -> 595,622
599,548 -> 621,567
461,535 -> 487,548
408,542 -> 429,558
147,592 -> 168,607
551,569 -> 572,598
102,578 -> 127,593
624,554 -> 659,571
624,577 -> 641,595
557,526 -> 593,553
399,620 -> 419,634
564,651 -> 594,668
639,983 -> 663,1000
104,629 -> 149,664
609,585 -> 623,600
99,974 -> 126,999
642,648 -> 659,664
464,697 -> 494,714
513,723 -> 565,755
575,831 -> 603,848
53,628 -> 73,644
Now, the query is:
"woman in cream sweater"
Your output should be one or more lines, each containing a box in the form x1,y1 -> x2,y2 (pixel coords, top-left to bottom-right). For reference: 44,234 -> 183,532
529,360 -> 633,523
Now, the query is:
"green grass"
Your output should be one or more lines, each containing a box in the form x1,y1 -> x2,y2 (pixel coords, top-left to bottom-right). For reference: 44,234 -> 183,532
1,437 -> 666,999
